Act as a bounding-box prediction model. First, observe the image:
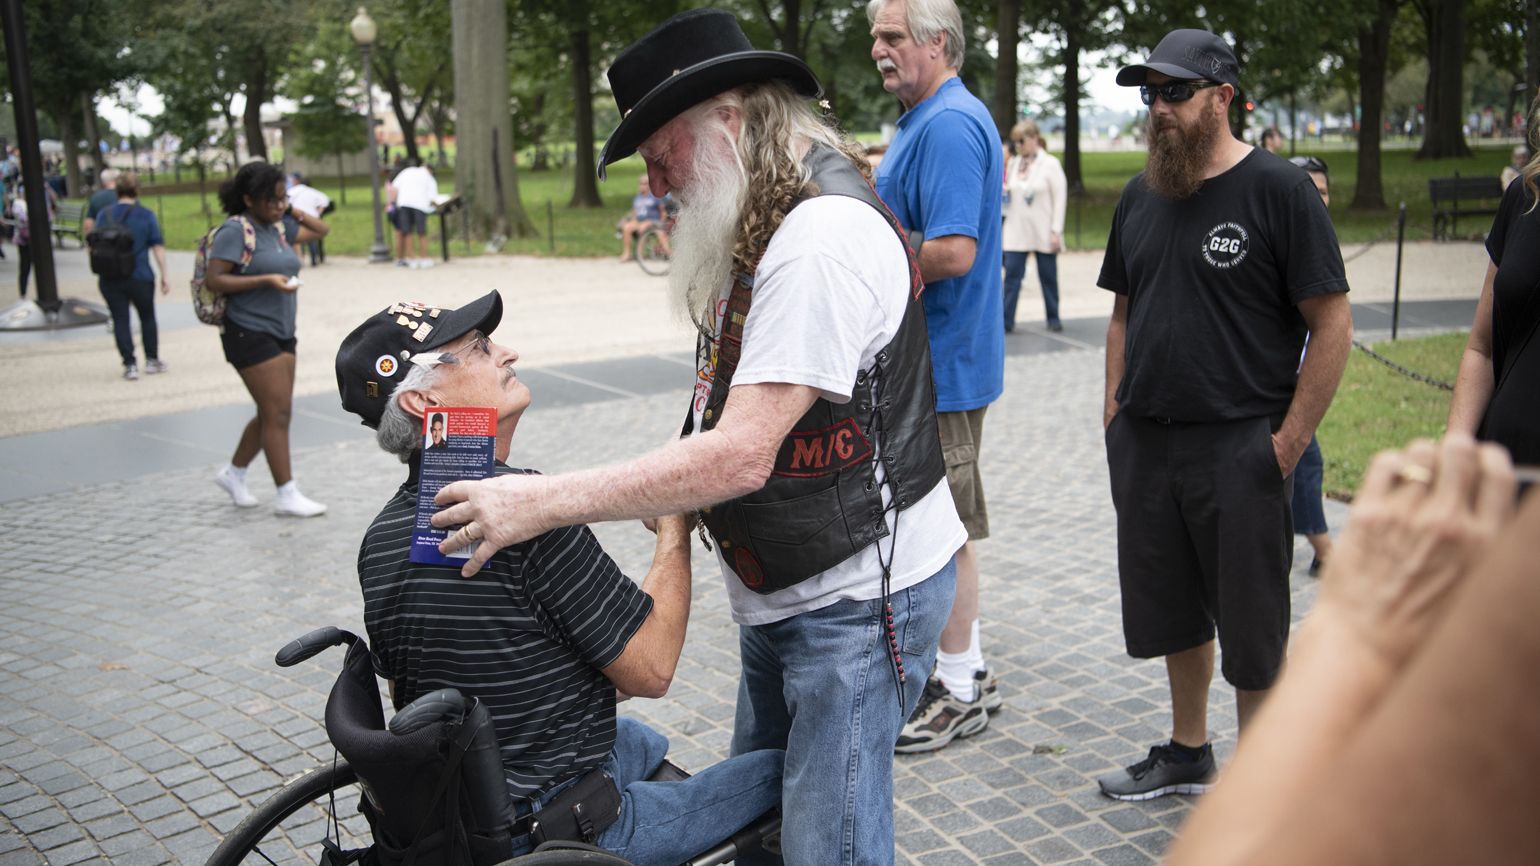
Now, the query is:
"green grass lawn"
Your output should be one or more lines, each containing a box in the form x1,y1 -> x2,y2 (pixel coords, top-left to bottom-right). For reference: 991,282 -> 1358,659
83,144 -> 1515,256
1316,331 -> 1468,500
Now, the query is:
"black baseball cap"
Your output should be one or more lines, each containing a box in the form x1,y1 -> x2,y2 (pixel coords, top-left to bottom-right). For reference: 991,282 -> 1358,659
335,291 -> 503,429
1116,29 -> 1240,91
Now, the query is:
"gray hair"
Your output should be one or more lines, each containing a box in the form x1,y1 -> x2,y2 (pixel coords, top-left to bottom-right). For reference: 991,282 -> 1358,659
866,0 -> 965,70
375,363 -> 442,463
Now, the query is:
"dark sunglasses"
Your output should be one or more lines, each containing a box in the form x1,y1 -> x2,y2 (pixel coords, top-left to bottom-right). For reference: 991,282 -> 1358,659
1139,80 -> 1220,106
1288,155 -> 1329,175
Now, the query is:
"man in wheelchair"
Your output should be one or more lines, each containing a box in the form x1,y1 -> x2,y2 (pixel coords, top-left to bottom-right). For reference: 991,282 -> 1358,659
335,291 -> 783,865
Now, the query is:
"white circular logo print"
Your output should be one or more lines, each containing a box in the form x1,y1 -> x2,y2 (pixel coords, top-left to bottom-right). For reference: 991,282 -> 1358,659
1201,222 -> 1250,269
374,355 -> 398,377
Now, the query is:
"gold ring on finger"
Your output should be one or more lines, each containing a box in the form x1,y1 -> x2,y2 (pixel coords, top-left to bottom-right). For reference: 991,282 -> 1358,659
1396,464 -> 1433,485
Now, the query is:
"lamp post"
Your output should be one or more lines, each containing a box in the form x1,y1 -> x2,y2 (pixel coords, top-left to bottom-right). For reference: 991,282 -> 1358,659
351,6 -> 391,263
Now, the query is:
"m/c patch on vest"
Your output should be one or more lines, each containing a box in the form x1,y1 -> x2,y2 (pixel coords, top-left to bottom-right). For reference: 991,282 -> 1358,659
773,418 -> 873,478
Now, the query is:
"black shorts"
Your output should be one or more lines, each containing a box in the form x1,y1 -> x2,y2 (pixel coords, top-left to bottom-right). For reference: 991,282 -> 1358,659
1105,413 -> 1294,690
397,206 -> 428,235
221,325 -> 297,370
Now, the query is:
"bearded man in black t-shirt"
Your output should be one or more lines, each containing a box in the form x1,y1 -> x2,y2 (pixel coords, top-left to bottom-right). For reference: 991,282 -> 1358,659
1093,29 -> 1354,802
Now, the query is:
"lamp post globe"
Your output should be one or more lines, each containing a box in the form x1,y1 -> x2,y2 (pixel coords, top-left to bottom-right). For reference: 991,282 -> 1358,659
352,6 -> 391,263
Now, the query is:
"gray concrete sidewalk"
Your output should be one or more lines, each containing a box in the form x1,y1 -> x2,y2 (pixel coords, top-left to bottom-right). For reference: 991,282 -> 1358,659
1,343 -> 1344,866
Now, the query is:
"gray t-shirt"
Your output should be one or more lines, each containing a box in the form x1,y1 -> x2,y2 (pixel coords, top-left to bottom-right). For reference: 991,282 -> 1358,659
210,218 -> 301,339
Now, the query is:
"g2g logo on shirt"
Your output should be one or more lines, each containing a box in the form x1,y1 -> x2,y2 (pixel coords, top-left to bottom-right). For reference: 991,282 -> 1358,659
1200,222 -> 1251,269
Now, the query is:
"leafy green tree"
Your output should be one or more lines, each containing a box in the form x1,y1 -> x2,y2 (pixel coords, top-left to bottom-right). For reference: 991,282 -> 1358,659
1024,0 -> 1122,193
2,0 -> 138,195
289,102 -> 367,204
1412,0 -> 1471,158
453,0 -> 535,240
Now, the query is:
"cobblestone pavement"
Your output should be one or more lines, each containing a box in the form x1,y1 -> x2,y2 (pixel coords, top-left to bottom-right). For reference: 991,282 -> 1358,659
0,345 -> 1342,865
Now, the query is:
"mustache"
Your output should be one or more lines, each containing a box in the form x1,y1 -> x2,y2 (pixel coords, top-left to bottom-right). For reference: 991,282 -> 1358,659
877,58 -> 897,73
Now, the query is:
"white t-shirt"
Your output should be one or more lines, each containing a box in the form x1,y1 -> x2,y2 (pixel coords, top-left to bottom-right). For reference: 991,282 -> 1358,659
694,194 -> 967,626
393,166 -> 439,213
287,183 -> 331,219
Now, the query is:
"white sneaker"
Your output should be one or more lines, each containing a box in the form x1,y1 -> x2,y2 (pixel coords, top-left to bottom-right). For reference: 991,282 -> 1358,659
274,482 -> 327,517
214,466 -> 259,508
417,258 -> 435,268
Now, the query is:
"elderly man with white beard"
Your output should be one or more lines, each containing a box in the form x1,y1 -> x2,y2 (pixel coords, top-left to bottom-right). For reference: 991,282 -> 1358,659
430,9 -> 963,865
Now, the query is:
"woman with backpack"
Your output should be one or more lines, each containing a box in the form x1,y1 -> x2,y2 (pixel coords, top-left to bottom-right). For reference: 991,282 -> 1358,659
204,162 -> 330,518
92,172 -> 170,380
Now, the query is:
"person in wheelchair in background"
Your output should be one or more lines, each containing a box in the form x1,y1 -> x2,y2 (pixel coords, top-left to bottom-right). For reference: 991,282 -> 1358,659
335,291 -> 783,866
618,174 -> 672,262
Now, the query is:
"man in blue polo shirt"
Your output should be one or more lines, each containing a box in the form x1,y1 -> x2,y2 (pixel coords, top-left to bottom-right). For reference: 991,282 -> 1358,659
869,0 -> 1006,753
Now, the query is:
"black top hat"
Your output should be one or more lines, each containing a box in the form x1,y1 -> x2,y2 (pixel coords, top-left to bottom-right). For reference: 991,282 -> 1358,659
336,291 -> 503,429
1116,29 -> 1240,91
597,8 -> 821,178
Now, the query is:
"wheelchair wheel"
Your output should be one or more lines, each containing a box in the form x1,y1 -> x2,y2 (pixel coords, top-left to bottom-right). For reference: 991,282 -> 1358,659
205,762 -> 370,865
635,228 -> 671,276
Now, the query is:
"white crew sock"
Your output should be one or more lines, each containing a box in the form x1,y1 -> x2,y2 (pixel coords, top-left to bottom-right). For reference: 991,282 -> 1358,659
936,619 -> 984,702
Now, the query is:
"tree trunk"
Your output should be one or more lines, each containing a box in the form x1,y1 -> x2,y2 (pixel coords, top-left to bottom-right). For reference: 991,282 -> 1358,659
378,52 -> 422,163
991,0 -> 1020,139
1416,0 -> 1471,159
568,24 -> 602,208
1352,0 -> 1397,210
1061,23 -> 1084,194
80,92 -> 106,181
336,150 -> 347,205
243,54 -> 269,161
452,0 -> 535,238
430,104 -> 450,168
782,0 -> 802,57
56,110 -> 83,197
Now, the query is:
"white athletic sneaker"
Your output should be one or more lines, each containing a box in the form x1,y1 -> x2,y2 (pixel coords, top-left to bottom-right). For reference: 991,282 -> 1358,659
214,465 -> 259,508
417,258 -> 435,268
274,482 -> 327,517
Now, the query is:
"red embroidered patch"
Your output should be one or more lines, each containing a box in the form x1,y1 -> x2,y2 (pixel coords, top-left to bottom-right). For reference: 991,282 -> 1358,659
735,548 -> 764,589
772,418 -> 873,478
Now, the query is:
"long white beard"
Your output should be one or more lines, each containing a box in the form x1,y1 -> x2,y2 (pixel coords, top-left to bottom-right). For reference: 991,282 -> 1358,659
668,130 -> 748,332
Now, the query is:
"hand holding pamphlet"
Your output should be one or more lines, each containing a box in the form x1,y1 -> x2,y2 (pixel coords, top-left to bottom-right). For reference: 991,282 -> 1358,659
411,407 -> 498,566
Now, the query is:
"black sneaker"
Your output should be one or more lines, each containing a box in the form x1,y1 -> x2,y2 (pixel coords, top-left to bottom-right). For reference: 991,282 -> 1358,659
1096,743 -> 1216,801
895,676 -> 988,754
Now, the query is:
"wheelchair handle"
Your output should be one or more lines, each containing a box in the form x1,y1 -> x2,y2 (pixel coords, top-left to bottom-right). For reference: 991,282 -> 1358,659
274,626 -> 360,668
388,688 -> 468,735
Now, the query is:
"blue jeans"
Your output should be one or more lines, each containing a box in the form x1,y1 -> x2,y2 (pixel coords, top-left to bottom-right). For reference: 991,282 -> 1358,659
731,559 -> 956,866
510,717 -> 783,866
1291,435 -> 1328,535
1002,250 -> 1059,330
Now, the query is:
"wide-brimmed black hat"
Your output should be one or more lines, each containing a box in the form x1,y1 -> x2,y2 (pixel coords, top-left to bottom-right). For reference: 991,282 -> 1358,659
336,291 -> 502,429
597,8 -> 821,178
1116,29 -> 1240,91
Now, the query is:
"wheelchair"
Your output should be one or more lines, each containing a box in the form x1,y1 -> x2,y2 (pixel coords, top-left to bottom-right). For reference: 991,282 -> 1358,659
205,627 -> 778,866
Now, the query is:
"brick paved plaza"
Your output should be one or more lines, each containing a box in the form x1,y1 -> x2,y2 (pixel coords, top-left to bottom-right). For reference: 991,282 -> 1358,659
0,341 -> 1341,865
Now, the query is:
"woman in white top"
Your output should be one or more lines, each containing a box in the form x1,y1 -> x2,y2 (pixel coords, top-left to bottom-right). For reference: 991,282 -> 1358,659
1001,119 -> 1067,332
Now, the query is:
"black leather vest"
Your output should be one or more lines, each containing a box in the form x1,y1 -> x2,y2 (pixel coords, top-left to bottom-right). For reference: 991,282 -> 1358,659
690,145 -> 946,594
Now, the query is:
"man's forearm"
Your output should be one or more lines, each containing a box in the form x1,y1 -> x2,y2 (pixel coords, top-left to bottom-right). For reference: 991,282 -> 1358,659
532,426 -> 770,530
639,519 -> 693,666
1104,297 -> 1127,426
1279,298 -> 1352,451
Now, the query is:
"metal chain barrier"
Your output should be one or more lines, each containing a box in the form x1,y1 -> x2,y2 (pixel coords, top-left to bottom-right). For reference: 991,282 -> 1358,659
1351,340 -> 1456,391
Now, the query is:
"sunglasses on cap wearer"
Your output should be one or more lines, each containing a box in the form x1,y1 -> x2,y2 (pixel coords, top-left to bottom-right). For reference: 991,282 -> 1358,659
1288,155 -> 1330,175
1139,79 -> 1221,106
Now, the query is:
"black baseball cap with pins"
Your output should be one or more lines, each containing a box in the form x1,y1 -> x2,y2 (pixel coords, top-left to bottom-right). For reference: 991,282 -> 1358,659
335,291 -> 502,429
1116,29 -> 1241,91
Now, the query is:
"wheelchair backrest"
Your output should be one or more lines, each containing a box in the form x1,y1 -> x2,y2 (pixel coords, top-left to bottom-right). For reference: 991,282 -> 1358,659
324,639 -> 514,866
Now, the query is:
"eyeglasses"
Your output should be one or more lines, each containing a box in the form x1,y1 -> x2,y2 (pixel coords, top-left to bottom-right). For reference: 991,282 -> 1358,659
410,331 -> 490,369
1288,155 -> 1329,175
1139,80 -> 1220,106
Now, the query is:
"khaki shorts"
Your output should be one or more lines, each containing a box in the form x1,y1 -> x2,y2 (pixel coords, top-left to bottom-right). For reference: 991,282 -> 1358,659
937,407 -> 989,540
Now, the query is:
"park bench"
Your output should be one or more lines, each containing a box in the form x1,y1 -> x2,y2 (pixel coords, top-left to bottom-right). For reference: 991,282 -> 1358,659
51,201 -> 86,248
1428,174 -> 1503,241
